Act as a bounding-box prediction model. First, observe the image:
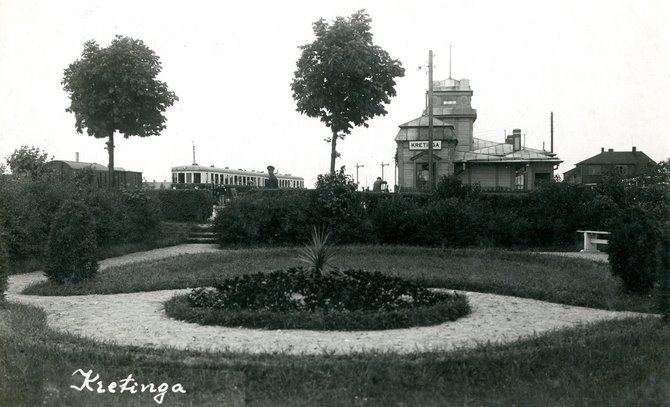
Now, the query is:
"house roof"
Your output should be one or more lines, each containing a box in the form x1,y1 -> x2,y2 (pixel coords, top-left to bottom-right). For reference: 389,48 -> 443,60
455,138 -> 562,164
51,160 -> 127,172
398,116 -> 452,128
575,150 -> 656,166
395,116 -> 458,142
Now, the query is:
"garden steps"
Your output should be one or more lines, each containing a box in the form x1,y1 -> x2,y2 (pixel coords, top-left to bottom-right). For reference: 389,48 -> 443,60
186,224 -> 216,244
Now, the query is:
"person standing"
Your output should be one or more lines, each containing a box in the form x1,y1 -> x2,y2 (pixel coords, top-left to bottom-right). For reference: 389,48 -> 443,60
372,177 -> 383,192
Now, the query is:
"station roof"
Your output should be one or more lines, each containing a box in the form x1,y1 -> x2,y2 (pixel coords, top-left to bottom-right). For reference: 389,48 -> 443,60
455,138 -> 562,164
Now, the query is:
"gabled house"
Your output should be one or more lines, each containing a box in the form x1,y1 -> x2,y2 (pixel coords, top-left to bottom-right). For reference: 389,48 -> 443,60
563,147 -> 656,185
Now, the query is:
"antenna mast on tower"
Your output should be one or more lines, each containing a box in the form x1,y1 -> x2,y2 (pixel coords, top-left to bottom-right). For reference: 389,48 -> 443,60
449,44 -> 452,79
192,141 -> 196,165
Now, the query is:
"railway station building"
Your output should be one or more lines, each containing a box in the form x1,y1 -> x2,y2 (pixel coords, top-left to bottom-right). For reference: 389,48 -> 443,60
395,77 -> 562,191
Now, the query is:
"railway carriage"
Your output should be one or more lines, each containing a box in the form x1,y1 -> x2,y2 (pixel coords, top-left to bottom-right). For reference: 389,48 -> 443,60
171,164 -> 304,189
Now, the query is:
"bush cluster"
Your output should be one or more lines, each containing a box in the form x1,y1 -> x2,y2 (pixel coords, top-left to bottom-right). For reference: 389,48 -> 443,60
44,201 -> 99,284
0,173 -> 161,271
176,267 -> 470,330
150,189 -> 212,223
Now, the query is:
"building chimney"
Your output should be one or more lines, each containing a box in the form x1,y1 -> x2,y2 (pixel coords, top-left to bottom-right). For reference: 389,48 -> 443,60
512,129 -> 522,152
76,152 -> 79,162
601,147 -> 604,153
608,148 -> 614,152
632,146 -> 637,152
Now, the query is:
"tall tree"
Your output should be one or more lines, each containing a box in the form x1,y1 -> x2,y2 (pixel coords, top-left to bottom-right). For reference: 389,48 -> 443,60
62,35 -> 178,186
291,10 -> 405,173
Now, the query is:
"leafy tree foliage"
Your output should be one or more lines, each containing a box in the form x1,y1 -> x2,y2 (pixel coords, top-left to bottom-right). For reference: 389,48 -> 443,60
62,35 -> 178,186
44,200 -> 99,284
5,146 -> 52,179
291,10 -> 405,173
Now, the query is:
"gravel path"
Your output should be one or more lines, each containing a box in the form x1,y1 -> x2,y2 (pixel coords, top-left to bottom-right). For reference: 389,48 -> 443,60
6,245 -> 654,355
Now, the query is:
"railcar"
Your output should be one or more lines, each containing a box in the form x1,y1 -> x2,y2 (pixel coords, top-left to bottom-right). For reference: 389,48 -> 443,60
171,164 -> 304,189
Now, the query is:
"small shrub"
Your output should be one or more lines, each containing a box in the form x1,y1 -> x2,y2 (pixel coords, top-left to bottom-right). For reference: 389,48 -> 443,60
314,168 -> 372,243
44,200 -> 99,284
608,205 -> 661,293
297,226 -> 337,276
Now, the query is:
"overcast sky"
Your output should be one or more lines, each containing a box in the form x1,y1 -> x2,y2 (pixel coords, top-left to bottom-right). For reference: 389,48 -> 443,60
1,0 -> 669,187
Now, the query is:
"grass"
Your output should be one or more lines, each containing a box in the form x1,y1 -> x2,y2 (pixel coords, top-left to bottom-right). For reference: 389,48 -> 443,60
1,302 -> 668,406
24,246 -> 659,313
6,245 -> 669,405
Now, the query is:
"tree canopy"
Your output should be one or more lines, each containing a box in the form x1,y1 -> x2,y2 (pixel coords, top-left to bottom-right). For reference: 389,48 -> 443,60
5,145 -> 52,179
291,10 -> 405,173
62,35 -> 178,185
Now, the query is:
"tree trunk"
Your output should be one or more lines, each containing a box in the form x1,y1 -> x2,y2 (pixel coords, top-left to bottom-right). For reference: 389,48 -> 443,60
329,133 -> 338,174
106,132 -> 115,188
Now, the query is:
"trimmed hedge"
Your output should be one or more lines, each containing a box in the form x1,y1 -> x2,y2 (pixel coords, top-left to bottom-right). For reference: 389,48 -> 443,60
152,189 -> 212,223
213,176 -> 668,251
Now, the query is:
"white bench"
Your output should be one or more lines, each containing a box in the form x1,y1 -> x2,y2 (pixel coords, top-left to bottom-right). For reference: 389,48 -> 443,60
577,230 -> 610,253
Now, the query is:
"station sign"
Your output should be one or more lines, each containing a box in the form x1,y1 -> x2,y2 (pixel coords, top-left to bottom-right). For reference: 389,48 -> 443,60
408,141 -> 442,150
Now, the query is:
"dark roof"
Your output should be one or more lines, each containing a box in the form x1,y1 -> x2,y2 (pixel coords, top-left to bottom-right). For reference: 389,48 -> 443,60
49,160 -> 128,171
575,150 -> 656,166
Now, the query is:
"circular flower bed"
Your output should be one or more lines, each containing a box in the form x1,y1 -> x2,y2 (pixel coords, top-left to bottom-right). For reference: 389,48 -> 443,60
165,267 -> 470,331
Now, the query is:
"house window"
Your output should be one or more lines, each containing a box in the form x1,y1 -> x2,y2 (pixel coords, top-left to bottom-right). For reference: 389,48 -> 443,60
193,173 -> 201,184
515,173 -> 525,190
615,165 -> 628,175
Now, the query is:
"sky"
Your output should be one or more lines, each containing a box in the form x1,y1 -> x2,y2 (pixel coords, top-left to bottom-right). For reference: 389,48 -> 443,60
1,0 -> 669,188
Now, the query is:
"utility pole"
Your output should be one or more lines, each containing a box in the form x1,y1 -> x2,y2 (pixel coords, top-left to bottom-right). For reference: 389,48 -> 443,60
380,162 -> 389,180
428,50 -> 434,191
355,163 -> 364,186
550,111 -> 554,153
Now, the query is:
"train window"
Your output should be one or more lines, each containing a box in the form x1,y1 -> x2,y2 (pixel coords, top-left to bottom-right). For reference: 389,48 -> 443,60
186,173 -> 192,183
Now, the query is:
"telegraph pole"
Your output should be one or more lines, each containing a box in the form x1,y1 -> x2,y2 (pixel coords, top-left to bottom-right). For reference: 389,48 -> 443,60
428,50 -> 434,191
355,163 -> 364,186
380,162 -> 389,180
550,111 -> 554,153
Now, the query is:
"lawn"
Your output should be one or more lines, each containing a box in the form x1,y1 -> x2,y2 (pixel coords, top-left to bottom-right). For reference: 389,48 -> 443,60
4,246 -> 669,406
24,246 -> 660,313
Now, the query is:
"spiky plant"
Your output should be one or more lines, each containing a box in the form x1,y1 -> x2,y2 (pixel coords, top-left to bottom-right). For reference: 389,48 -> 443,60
298,226 -> 337,277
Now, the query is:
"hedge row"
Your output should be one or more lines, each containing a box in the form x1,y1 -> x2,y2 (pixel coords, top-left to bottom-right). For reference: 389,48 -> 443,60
214,177 -> 668,251
147,189 -> 213,223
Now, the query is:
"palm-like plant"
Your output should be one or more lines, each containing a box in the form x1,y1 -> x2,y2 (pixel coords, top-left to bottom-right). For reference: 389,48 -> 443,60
298,226 -> 337,277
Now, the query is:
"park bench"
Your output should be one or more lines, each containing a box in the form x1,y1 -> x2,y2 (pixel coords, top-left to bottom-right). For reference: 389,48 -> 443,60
577,230 -> 610,253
